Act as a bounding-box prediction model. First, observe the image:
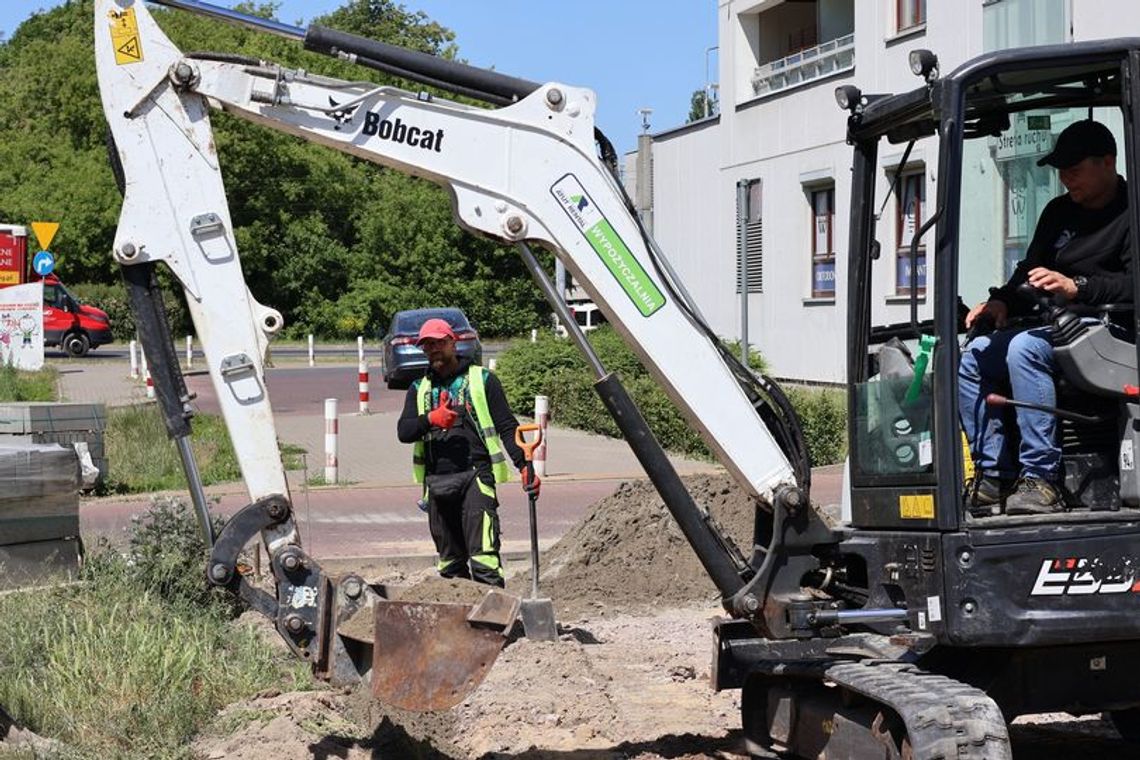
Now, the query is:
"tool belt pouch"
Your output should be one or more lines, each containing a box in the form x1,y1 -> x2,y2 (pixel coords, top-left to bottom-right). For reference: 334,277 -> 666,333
424,470 -> 475,500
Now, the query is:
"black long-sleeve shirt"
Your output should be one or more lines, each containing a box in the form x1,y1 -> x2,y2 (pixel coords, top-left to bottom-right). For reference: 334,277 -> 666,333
991,177 -> 1131,316
397,358 -> 526,480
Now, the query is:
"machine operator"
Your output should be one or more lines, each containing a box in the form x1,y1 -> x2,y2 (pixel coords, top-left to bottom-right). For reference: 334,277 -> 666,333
960,119 -> 1132,516
397,318 -> 539,586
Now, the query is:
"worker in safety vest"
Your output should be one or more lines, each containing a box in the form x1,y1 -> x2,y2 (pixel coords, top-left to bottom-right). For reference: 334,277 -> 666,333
397,318 -> 537,586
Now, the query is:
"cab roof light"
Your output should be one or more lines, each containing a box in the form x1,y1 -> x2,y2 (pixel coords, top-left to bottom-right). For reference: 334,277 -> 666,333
909,49 -> 939,84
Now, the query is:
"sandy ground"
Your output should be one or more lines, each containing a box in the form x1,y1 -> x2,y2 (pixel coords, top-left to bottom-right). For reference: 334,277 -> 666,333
4,475 -> 1137,758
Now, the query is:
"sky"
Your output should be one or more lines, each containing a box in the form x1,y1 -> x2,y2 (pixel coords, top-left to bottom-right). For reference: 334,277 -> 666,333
2,0 -> 719,157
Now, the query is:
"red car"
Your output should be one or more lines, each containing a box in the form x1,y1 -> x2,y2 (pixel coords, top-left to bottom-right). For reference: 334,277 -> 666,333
40,275 -> 113,357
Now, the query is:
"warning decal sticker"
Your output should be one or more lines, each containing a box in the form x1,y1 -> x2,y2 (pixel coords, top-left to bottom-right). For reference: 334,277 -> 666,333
109,7 -> 144,65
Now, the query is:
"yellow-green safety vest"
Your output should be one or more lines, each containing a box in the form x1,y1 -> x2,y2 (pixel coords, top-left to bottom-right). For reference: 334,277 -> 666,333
412,365 -> 512,485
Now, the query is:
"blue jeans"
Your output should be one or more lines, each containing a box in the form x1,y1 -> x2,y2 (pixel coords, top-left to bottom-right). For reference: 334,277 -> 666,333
959,327 -> 1059,481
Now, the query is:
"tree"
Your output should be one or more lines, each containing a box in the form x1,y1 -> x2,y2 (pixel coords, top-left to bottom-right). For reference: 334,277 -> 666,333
0,0 -> 550,336
687,88 -> 718,122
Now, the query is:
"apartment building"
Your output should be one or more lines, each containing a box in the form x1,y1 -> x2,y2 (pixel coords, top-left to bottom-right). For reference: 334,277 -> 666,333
642,0 -> 1138,382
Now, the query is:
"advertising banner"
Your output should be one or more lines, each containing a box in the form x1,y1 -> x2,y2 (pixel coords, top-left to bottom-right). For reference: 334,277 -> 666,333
0,226 -> 27,286
0,282 -> 44,370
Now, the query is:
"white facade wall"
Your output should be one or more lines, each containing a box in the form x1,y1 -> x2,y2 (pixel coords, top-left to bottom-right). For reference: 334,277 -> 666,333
650,121 -> 729,334
649,0 -> 1137,382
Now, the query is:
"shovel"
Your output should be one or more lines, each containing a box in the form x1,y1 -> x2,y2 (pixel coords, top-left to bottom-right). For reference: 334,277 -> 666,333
515,423 -> 558,641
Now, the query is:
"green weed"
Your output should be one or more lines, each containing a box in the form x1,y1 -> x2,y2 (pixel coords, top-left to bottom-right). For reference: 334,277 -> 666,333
103,404 -> 303,493
0,498 -> 314,758
0,365 -> 58,402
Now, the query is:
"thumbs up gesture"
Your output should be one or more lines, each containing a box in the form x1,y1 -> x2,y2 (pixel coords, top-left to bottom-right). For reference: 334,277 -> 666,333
427,389 -> 459,430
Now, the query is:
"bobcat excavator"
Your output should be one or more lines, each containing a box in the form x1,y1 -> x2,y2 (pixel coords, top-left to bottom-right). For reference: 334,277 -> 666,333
95,0 -> 1140,756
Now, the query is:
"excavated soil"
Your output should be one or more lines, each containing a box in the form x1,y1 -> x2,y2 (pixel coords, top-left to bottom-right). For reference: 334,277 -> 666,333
5,474 -> 1133,758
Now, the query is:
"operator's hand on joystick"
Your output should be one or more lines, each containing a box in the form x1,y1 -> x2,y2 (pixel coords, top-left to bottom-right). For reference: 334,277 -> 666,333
1027,266 -> 1078,300
521,464 -> 541,499
427,389 -> 458,430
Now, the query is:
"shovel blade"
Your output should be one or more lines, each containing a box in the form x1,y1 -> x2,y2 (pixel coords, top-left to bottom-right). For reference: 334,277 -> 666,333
370,600 -> 510,711
520,598 -> 558,641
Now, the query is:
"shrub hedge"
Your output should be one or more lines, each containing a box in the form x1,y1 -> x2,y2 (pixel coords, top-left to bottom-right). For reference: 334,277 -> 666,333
495,327 -> 847,466
69,277 -> 193,343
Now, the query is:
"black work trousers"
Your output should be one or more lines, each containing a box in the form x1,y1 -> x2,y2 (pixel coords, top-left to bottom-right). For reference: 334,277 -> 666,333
425,470 -> 503,587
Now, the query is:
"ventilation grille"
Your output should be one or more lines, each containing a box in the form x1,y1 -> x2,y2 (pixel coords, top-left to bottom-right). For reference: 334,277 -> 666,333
736,218 -> 763,294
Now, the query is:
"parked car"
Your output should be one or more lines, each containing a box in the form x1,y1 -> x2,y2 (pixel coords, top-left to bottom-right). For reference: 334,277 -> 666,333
380,307 -> 482,390
554,298 -> 607,338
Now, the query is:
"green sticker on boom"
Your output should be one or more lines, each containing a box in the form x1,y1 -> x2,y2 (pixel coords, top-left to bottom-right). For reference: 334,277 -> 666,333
551,174 -> 665,316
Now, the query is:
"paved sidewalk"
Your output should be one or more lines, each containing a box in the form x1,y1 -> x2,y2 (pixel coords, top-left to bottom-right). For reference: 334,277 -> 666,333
57,357 -> 724,487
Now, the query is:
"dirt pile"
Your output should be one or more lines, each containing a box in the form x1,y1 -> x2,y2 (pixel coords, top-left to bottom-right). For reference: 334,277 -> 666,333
193,604 -> 743,760
534,474 -> 760,618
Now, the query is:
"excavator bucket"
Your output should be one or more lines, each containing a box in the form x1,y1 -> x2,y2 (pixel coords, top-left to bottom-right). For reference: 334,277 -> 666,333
369,590 -> 520,711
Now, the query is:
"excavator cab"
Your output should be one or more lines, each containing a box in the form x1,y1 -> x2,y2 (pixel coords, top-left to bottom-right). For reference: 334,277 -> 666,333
844,41 -> 1140,529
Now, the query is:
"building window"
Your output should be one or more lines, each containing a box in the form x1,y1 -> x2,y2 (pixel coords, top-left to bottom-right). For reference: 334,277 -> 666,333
897,0 -> 926,32
896,171 -> 926,295
737,179 -> 763,294
811,186 -> 836,298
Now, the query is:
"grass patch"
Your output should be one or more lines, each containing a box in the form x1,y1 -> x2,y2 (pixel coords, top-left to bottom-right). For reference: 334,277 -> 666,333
103,404 -> 306,493
0,364 -> 58,402
304,473 -> 356,487
0,498 -> 315,758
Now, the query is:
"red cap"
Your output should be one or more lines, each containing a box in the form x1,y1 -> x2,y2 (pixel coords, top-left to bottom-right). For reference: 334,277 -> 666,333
416,318 -> 457,345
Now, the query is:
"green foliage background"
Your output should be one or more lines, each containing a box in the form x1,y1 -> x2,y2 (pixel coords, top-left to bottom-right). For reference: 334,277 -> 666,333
495,327 -> 847,466
0,1 -> 551,338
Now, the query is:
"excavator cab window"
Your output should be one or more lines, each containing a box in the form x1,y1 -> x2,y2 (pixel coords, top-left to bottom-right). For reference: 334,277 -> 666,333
845,49 -> 1140,529
953,57 -> 1138,516
958,96 -> 1126,311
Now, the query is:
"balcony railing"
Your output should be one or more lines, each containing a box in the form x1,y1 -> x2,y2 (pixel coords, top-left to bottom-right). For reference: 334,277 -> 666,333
751,33 -> 855,97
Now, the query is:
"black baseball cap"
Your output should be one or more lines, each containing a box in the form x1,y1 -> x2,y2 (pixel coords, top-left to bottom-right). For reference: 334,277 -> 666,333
1037,120 -> 1117,168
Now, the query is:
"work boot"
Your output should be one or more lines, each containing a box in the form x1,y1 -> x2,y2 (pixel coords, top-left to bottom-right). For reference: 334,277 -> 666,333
966,475 -> 1009,517
1005,476 -> 1065,516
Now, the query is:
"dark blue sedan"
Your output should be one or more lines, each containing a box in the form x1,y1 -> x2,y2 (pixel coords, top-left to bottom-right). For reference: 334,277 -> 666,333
380,307 -> 483,390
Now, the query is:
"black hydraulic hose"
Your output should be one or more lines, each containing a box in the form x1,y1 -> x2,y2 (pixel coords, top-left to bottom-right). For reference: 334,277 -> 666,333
347,53 -> 522,107
121,264 -> 192,440
304,25 -> 540,105
148,0 -> 541,105
594,374 -> 746,599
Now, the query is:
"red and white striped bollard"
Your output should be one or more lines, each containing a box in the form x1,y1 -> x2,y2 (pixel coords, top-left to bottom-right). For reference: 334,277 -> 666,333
324,398 -> 338,484
141,350 -> 154,398
534,394 -> 549,477
358,361 -> 370,414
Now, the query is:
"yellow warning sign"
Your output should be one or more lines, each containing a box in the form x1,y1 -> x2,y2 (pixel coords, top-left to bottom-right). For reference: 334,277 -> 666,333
31,222 -> 59,251
899,494 -> 935,520
110,7 -> 144,65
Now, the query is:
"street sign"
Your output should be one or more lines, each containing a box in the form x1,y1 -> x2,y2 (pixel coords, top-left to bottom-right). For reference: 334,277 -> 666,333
32,250 -> 55,276
31,221 -> 59,251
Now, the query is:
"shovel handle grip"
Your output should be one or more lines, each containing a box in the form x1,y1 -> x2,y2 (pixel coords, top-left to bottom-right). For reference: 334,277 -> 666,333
514,423 -> 542,462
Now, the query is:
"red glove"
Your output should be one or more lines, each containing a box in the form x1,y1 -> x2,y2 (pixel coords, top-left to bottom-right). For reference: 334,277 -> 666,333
521,464 -> 541,499
427,389 -> 458,430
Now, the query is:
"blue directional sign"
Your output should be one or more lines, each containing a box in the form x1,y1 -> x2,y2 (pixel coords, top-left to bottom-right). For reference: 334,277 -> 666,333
32,250 -> 55,277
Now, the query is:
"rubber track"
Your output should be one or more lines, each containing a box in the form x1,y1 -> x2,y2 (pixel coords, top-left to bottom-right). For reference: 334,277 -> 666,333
825,661 -> 1012,760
